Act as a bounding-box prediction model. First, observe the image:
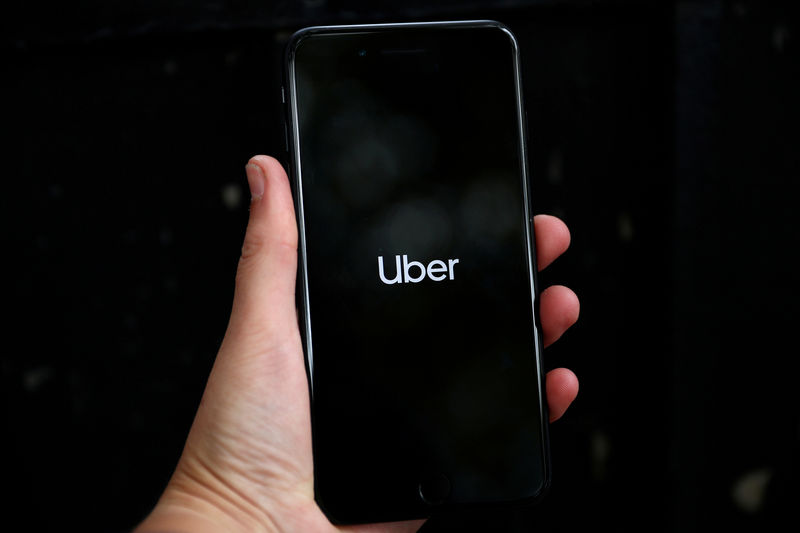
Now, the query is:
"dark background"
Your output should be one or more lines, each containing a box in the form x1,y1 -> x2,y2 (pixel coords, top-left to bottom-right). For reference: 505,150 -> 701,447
3,0 -> 798,531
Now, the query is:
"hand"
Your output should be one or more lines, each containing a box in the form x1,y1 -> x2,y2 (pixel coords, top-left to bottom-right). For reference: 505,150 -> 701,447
135,155 -> 580,533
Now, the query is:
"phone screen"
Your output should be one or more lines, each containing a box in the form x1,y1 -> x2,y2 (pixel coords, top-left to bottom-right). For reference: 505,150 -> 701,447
287,22 -> 548,522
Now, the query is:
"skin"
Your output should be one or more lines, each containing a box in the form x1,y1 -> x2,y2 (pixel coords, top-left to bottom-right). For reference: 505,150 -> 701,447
135,155 -> 580,533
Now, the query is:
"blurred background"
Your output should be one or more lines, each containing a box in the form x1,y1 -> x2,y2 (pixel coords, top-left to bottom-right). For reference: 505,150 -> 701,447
3,0 -> 798,531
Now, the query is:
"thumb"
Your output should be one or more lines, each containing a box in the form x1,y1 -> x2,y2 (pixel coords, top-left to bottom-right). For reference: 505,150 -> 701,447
226,155 -> 299,352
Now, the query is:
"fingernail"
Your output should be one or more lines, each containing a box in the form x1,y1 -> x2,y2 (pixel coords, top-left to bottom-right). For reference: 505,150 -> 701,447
245,162 -> 265,200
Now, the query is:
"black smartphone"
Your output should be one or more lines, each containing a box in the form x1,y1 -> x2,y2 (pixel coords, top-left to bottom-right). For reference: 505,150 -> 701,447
283,20 -> 549,524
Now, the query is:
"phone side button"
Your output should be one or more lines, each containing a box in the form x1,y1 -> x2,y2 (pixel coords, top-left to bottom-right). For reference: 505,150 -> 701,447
283,121 -> 289,152
418,473 -> 451,506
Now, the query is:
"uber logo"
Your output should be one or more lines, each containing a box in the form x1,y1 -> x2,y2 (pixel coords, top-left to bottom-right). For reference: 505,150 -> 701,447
378,255 -> 459,284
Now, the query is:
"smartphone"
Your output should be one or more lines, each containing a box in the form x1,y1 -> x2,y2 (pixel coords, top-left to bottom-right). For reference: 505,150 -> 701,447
283,20 -> 549,524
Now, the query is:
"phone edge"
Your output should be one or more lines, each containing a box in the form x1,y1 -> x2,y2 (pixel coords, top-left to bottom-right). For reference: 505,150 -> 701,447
282,19 -> 552,522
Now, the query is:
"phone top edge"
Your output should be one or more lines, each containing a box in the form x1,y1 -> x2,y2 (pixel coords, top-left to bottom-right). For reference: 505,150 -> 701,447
286,19 -> 514,50
283,20 -> 521,102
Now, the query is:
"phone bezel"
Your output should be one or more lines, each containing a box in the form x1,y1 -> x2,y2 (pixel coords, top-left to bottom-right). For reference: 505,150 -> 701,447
283,20 -> 551,523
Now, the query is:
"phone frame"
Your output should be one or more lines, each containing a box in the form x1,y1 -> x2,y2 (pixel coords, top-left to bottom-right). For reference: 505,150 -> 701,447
282,20 -> 551,522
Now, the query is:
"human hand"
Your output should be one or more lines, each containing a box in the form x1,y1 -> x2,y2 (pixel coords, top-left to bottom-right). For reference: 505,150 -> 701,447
135,155 -> 580,533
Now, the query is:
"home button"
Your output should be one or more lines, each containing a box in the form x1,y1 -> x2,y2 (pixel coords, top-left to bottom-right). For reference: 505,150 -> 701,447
418,473 -> 451,506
